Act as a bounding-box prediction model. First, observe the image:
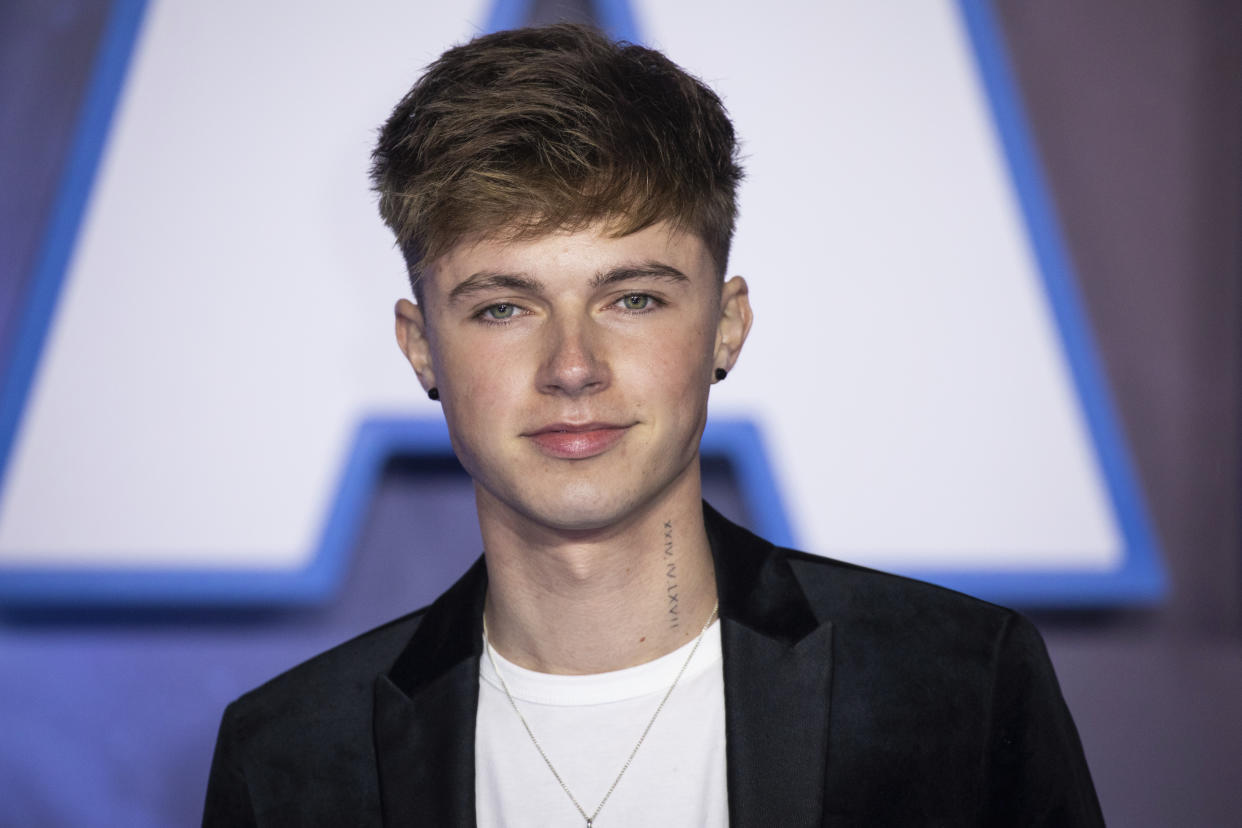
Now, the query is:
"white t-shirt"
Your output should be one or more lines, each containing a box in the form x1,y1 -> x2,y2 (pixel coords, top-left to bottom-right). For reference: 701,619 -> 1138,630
475,621 -> 728,828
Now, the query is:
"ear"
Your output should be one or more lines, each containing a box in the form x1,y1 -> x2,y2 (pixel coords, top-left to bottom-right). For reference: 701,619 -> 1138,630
713,275 -> 753,380
394,298 -> 438,394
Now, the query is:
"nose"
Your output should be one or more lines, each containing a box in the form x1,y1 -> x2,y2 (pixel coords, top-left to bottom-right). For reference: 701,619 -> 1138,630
537,314 -> 610,397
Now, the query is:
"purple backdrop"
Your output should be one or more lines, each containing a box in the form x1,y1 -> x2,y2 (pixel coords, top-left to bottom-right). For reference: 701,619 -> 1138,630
1,0 -> 1240,825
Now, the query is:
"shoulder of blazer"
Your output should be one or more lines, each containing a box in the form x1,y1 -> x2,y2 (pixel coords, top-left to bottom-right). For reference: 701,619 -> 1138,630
704,500 -> 1020,654
743,535 -> 1101,824
204,605 -> 430,826
782,545 -> 1019,643
223,554 -> 488,730
215,559 -> 482,769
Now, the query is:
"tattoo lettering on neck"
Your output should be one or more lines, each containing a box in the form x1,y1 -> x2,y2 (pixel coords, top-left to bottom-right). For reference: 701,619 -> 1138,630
663,520 -> 679,629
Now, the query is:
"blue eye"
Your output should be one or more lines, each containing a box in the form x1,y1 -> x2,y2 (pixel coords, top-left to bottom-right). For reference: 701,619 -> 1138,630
620,294 -> 651,310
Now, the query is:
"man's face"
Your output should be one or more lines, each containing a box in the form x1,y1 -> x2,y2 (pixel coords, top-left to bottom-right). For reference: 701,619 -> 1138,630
395,221 -> 751,535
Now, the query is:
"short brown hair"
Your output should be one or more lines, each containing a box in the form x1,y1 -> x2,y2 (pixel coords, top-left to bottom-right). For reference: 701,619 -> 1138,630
371,23 -> 743,296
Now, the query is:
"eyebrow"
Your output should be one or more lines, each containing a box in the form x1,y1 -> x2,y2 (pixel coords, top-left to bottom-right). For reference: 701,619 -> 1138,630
447,272 -> 543,302
589,262 -> 689,288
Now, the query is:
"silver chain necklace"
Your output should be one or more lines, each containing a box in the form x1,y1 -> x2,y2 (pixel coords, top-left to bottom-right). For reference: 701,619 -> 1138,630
482,600 -> 720,828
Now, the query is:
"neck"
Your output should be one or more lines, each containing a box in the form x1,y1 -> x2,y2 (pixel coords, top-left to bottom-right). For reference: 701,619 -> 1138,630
478,479 -> 717,675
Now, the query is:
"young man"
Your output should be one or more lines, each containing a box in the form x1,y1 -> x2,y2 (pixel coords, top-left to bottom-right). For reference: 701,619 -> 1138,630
204,24 -> 1103,827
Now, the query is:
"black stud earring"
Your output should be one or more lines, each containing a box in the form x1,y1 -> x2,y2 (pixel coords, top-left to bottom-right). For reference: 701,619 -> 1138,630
427,387 -> 440,401
714,368 -> 728,381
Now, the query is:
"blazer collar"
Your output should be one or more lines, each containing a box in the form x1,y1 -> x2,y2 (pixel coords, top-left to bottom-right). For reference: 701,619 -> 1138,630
373,504 -> 834,828
704,502 -> 820,643
706,504 -> 835,828
374,556 -> 487,827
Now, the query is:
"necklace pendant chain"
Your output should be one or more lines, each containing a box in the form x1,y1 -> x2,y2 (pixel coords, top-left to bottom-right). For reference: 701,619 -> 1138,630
483,600 -> 720,828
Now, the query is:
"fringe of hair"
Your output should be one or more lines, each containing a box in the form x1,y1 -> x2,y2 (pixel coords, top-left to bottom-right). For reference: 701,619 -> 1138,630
371,24 -> 743,296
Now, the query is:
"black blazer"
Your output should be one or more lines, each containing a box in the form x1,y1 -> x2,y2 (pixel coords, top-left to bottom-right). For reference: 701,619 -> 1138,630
204,504 -> 1103,826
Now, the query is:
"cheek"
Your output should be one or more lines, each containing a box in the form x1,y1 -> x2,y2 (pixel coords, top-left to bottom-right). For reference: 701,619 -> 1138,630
669,313 -> 718,370
437,336 -> 529,421
628,320 -> 715,395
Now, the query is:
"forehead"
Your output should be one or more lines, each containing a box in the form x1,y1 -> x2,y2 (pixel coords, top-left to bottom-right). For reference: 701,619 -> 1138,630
421,221 -> 716,298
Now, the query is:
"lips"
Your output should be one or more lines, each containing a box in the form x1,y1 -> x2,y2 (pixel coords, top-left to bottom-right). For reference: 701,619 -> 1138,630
526,423 -> 630,459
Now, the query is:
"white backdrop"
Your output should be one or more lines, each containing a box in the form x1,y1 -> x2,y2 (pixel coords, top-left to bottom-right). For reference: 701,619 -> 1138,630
0,0 -> 1121,577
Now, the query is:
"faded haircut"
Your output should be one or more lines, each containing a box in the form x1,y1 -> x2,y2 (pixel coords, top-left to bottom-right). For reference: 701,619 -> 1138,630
371,23 -> 743,298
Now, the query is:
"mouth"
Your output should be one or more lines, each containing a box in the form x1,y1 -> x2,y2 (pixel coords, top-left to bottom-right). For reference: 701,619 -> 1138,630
525,422 -> 632,460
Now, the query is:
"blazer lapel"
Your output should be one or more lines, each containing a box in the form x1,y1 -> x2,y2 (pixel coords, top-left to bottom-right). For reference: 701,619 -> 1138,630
707,505 -> 834,828
371,507 -> 834,827
373,557 -> 488,828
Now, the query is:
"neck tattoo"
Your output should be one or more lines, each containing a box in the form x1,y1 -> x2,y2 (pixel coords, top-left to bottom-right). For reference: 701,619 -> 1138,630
664,520 -> 680,629
482,600 -> 720,828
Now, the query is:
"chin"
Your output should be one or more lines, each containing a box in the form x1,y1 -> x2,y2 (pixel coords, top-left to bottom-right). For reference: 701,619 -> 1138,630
517,489 -> 641,534
471,436 -> 703,535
